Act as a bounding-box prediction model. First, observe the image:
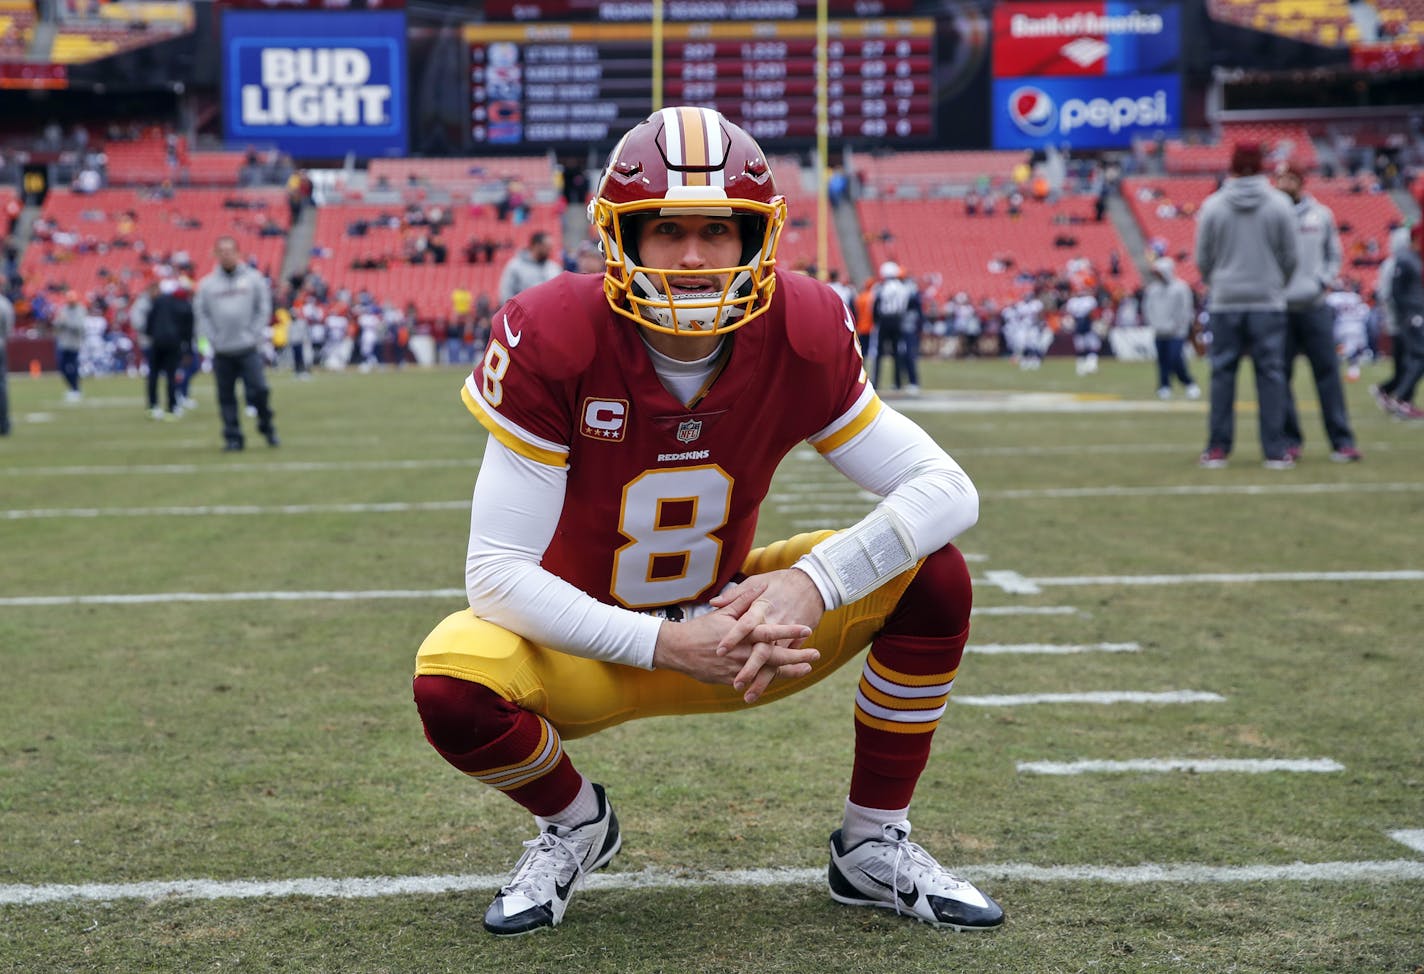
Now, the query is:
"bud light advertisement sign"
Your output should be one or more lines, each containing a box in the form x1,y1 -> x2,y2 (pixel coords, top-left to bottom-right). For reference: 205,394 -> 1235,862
991,73 -> 1180,149
222,10 -> 408,158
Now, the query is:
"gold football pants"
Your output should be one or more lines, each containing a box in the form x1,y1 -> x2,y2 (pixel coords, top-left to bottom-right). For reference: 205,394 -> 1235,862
414,531 -> 918,739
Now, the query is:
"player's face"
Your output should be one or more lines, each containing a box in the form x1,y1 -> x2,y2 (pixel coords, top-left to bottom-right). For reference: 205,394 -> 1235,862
1276,172 -> 1302,199
634,215 -> 744,294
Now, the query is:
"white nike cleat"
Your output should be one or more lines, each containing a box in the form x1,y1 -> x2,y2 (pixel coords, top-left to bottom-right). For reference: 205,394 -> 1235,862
483,783 -> 621,936
828,823 -> 1004,931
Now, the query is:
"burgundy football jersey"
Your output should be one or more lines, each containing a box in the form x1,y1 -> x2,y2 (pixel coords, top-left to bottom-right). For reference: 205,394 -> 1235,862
462,270 -> 881,610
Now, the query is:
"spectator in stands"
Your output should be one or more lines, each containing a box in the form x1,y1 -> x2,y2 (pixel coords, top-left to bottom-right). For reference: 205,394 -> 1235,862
144,278 -> 193,420
1274,162 -> 1360,462
499,231 -> 562,305
1142,257 -> 1199,400
54,290 -> 86,402
1194,142 -> 1300,469
872,261 -> 921,395
195,236 -> 278,451
0,288 -> 12,435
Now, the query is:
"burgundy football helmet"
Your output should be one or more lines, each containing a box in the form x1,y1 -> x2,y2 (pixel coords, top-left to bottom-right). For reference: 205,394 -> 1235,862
588,106 -> 787,335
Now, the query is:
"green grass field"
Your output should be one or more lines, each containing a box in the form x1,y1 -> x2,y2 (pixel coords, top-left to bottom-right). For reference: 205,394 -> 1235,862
1,357 -> 1421,973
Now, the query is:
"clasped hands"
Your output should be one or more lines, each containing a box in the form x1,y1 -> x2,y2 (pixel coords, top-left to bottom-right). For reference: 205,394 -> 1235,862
651,568 -> 826,705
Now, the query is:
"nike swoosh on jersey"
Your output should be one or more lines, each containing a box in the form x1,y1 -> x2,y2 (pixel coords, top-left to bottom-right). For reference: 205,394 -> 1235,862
503,314 -> 522,347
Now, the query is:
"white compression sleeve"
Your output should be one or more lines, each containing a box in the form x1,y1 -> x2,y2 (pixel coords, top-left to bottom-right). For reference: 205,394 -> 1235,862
464,439 -> 663,669
795,403 -> 979,610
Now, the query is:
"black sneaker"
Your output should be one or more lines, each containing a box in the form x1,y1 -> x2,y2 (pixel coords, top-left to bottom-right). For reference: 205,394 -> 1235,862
223,439 -> 244,452
828,823 -> 1004,931
483,784 -> 621,936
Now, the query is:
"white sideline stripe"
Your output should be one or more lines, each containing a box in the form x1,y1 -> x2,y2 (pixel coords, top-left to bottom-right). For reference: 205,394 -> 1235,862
1387,830 -> 1424,853
954,691 -> 1225,707
0,459 -> 475,477
1017,758 -> 1344,775
3,501 -> 470,520
973,642 -> 1140,655
5,860 -> 1424,905
9,483 -> 1418,517
0,589 -> 466,607
0,592 -> 1080,611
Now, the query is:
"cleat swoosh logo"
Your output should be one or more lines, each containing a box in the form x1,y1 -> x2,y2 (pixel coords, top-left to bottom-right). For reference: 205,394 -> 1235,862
554,875 -> 575,901
858,868 -> 919,908
502,314 -> 522,348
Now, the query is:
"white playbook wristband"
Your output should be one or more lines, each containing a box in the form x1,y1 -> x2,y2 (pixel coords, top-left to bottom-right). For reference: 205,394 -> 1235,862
797,508 -> 918,609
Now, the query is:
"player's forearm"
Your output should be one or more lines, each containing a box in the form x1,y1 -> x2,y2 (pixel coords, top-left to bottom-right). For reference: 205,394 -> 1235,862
466,551 -> 662,668
465,439 -> 663,668
797,405 -> 978,610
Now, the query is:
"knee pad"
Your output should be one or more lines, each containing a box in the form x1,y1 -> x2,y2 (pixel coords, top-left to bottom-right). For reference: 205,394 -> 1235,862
882,543 -> 972,639
412,675 -> 520,755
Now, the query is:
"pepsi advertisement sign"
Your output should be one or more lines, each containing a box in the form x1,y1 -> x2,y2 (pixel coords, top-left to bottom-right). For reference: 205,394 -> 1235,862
222,10 -> 408,158
993,1 -> 1181,77
992,73 -> 1180,149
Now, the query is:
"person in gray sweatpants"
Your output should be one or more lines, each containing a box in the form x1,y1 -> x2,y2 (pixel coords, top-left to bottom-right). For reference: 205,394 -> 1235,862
1274,162 -> 1359,462
0,292 -> 13,435
195,236 -> 278,451
1193,143 -> 1300,469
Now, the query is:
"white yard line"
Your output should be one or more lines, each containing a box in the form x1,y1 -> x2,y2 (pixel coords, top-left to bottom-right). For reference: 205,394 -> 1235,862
0,459 -> 475,478
4,859 -> 1422,906
3,501 -> 469,520
1387,830 -> 1424,854
0,591 -> 1075,610
972,642 -> 1140,655
988,482 -> 1424,500
1008,570 -> 1424,591
0,589 -> 466,607
954,691 -> 1225,707
1017,758 -> 1344,775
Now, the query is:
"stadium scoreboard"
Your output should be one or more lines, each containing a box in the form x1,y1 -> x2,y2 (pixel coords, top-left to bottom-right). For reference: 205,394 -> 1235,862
464,19 -> 935,147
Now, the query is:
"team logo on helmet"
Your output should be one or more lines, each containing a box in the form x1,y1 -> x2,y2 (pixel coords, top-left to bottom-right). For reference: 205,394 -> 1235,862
1008,86 -> 1056,137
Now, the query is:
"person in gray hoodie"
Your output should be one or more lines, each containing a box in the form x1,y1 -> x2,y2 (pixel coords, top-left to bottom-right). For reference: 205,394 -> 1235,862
1193,142 -> 1300,468
195,236 -> 278,450
1274,162 -> 1360,462
53,290 -> 87,402
497,231 -> 563,305
1371,226 -> 1414,416
1141,256 -> 1199,400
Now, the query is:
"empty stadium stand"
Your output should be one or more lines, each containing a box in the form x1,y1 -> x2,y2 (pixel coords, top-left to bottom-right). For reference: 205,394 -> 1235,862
21,187 -> 288,303
858,194 -> 1141,305
304,200 -> 563,320
0,0 -> 36,59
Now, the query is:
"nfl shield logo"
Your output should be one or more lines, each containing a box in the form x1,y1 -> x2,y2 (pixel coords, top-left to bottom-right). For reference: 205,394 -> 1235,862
676,419 -> 703,444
